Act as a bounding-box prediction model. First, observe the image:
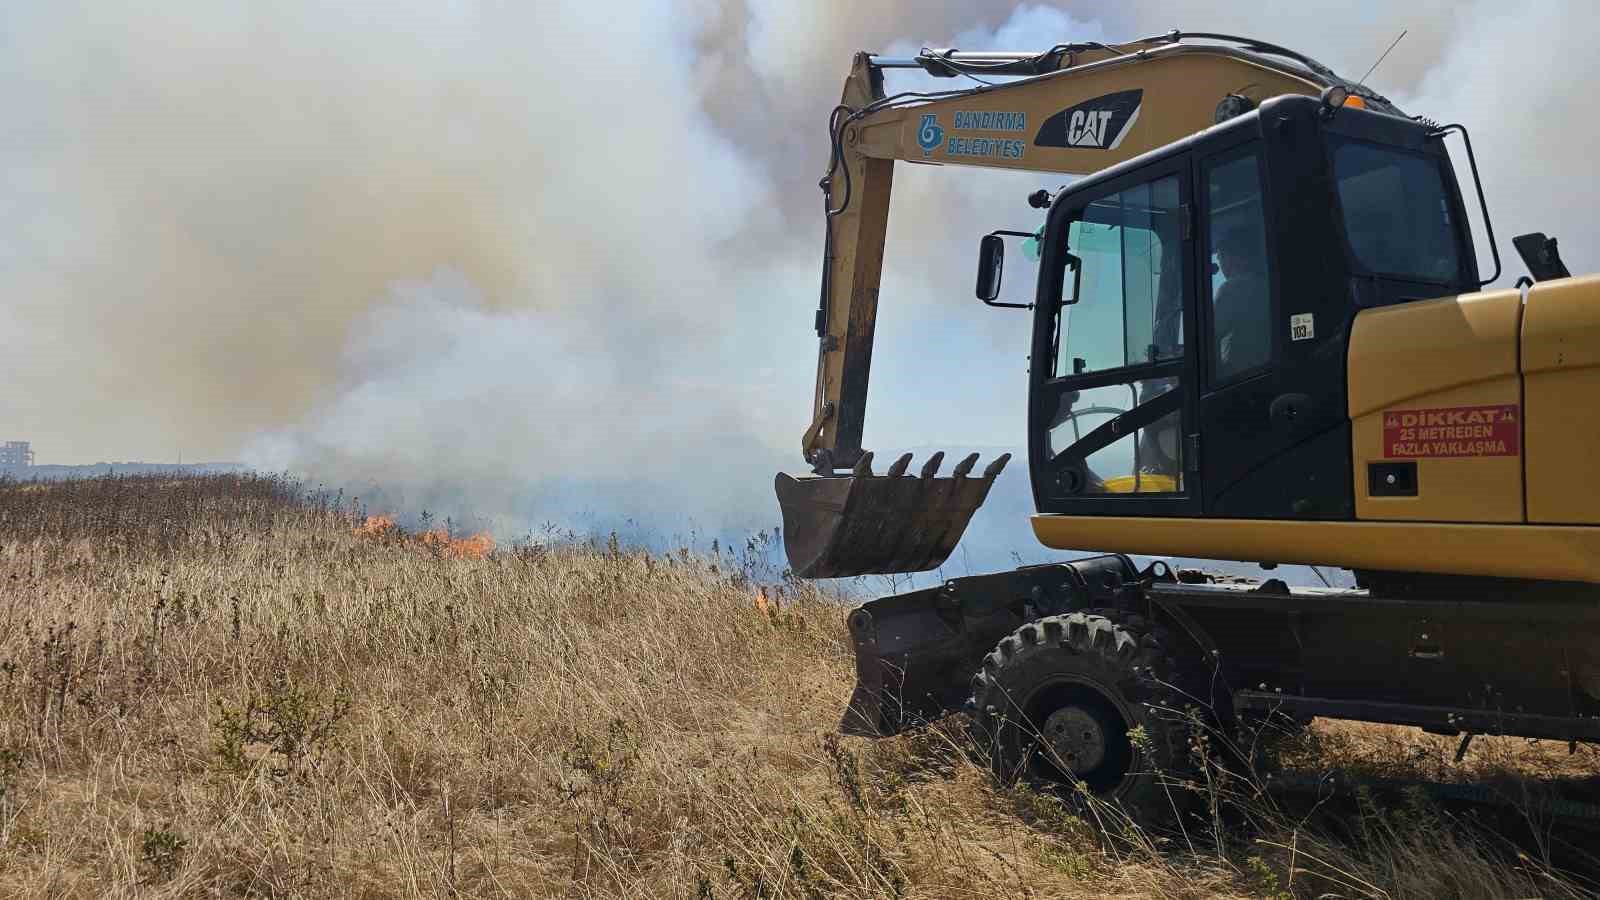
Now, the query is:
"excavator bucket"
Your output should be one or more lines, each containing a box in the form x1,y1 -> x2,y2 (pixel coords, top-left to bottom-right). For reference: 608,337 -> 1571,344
776,451 -> 1011,579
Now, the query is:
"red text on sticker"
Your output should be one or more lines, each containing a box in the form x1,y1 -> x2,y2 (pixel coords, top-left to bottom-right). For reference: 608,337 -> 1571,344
1382,404 -> 1520,458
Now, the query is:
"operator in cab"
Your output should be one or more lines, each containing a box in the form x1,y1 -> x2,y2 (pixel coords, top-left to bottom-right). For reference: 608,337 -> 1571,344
1212,226 -> 1271,380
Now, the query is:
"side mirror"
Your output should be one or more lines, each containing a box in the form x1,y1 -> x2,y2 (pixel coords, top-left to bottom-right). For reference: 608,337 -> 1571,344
1512,232 -> 1570,282
975,234 -> 1004,302
976,231 -> 1035,310
1061,252 -> 1083,306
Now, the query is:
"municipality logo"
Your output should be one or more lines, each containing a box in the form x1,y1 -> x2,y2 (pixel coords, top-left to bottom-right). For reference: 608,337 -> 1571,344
917,114 -> 944,157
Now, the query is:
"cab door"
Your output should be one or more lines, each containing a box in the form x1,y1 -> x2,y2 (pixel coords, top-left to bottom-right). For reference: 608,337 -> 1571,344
1029,159 -> 1201,517
1194,140 -> 1352,519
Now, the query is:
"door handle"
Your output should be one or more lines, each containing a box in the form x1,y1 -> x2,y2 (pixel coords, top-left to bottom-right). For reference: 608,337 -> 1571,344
1269,393 -> 1313,428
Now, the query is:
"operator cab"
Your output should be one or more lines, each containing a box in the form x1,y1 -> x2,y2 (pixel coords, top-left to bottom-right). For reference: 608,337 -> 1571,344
983,94 -> 1483,522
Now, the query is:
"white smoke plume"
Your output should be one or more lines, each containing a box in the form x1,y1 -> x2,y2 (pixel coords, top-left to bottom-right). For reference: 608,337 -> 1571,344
2,2 -> 1594,548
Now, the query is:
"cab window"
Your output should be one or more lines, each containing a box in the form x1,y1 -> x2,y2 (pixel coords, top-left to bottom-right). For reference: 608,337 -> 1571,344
1331,138 -> 1462,284
1204,152 -> 1272,385
1055,175 -> 1184,377
1045,172 -> 1187,497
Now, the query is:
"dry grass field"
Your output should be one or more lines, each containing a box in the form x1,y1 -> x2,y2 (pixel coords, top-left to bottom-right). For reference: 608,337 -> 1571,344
0,474 -> 1595,898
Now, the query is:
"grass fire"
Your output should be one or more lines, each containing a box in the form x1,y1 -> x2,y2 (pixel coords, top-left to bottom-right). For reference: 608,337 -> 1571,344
0,473 -> 1595,897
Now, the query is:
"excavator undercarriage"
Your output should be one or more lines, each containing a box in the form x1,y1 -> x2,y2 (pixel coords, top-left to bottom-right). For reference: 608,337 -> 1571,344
842,556 -> 1600,744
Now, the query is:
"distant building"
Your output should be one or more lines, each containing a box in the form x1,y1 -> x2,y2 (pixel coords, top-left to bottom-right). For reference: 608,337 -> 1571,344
0,441 -> 34,467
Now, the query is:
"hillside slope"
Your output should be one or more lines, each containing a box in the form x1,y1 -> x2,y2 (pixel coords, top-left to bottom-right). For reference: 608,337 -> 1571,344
0,475 -> 1588,898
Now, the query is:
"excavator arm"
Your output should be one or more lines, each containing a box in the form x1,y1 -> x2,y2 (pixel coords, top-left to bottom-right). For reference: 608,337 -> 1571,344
781,33 -> 1396,578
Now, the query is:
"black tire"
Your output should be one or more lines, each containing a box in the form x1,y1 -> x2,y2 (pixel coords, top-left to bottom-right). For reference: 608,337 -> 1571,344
969,611 -> 1203,823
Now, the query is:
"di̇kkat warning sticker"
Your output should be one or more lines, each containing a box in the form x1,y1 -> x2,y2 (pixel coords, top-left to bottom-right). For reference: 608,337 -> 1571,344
1382,404 -> 1520,458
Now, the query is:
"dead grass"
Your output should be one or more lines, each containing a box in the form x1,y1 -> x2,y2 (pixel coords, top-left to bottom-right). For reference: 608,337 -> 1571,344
0,473 -> 1593,898
1288,719 -> 1600,783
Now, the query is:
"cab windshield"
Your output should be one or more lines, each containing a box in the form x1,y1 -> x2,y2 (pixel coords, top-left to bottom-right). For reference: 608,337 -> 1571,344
1331,137 -> 1463,284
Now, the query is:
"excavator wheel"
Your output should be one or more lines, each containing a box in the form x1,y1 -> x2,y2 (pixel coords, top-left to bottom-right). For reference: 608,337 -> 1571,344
969,612 -> 1207,823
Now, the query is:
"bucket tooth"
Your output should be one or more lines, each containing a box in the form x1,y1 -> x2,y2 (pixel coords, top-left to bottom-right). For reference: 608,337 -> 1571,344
952,452 -> 980,478
852,451 -> 875,477
886,453 -> 913,477
919,452 -> 945,478
983,452 -> 1013,478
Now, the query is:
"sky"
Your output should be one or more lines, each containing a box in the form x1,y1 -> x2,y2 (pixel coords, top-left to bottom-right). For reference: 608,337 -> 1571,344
1,1 -> 1595,557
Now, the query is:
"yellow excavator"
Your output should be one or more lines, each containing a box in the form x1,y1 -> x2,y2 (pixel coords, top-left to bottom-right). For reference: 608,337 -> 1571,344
774,32 -> 1600,817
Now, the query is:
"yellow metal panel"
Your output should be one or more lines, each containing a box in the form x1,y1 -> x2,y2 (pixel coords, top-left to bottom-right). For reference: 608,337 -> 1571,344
1031,515 -> 1600,584
1522,274 -> 1600,524
860,51 -> 1321,174
1347,290 -> 1524,523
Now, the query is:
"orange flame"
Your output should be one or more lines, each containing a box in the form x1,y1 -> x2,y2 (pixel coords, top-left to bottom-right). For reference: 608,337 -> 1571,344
354,515 -> 397,537
449,533 -> 496,559
353,515 -> 493,559
419,528 -> 496,559
753,585 -> 778,617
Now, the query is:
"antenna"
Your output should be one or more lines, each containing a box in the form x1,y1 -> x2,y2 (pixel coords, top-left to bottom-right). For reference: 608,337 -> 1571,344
1360,29 -> 1407,86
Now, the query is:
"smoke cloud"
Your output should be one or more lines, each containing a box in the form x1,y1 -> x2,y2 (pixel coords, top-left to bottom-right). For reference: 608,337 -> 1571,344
2,2 -> 1595,549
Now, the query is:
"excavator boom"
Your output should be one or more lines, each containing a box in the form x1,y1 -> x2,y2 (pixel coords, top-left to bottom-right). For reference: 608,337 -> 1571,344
783,33 -> 1390,578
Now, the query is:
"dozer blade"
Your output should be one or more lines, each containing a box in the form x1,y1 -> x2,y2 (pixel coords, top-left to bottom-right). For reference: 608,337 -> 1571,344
775,451 -> 1011,579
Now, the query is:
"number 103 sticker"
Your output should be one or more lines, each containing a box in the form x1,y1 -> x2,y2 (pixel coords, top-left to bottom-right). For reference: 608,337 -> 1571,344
1290,313 -> 1315,341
